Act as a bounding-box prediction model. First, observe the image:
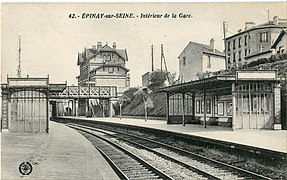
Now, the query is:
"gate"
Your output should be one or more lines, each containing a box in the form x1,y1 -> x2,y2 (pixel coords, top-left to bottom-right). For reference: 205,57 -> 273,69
10,90 -> 48,133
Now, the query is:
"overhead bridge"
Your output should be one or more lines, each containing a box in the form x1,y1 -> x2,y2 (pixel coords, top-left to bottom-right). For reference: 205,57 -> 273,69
49,84 -> 117,99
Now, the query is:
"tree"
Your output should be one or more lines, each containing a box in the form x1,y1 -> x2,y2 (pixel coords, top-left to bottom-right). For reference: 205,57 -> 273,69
148,70 -> 166,90
118,95 -> 130,119
113,87 -> 139,117
134,87 -> 153,121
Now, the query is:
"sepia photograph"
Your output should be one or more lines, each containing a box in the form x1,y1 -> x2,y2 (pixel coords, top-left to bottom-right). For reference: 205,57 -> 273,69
1,2 -> 286,179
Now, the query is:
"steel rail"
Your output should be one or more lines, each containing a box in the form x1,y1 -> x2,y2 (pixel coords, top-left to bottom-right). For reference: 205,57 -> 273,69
69,123 -> 271,180
68,124 -> 173,180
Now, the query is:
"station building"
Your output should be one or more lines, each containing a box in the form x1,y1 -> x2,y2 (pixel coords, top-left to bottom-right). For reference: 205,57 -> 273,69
76,42 -> 130,117
77,42 -> 130,96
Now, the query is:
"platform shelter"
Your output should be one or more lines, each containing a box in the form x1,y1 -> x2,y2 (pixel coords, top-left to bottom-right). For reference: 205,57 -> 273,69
158,70 -> 281,130
1,77 -> 52,133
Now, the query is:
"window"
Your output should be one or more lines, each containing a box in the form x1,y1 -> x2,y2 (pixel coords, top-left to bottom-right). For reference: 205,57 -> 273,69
201,100 -> 205,113
117,67 -> 120,71
238,51 -> 242,61
227,54 -> 231,63
108,67 -> 114,73
103,67 -> 105,71
183,57 -> 186,66
227,41 -> 230,51
233,52 -> 236,62
244,35 -> 247,45
206,99 -> 211,114
278,46 -> 285,54
207,56 -> 211,68
233,39 -> 236,49
196,99 -> 200,113
244,49 -> 247,56
238,37 -> 241,48
227,103 -> 233,116
217,102 -> 224,116
260,32 -> 268,42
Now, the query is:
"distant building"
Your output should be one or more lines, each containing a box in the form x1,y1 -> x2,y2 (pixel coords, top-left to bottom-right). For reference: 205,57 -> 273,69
142,72 -> 151,87
77,42 -> 130,95
225,16 -> 287,69
178,39 -> 225,82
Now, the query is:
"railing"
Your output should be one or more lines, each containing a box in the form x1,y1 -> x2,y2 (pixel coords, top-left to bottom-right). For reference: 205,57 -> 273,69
49,86 -> 117,98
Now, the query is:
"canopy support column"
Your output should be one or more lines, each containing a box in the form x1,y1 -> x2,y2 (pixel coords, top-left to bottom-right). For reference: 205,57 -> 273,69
182,92 -> 185,126
232,83 -> 236,131
203,88 -> 207,128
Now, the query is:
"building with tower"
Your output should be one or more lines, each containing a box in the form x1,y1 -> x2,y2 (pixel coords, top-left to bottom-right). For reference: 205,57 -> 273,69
77,42 -> 130,96
76,42 -> 130,117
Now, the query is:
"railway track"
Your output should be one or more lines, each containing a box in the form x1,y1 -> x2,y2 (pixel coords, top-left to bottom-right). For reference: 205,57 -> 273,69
67,123 -> 271,180
69,124 -> 173,180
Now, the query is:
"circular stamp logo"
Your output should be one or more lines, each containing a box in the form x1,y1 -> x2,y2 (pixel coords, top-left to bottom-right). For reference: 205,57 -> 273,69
19,162 -> 33,175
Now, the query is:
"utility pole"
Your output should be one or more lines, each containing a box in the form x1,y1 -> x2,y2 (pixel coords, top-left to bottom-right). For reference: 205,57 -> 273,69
151,44 -> 154,71
160,45 -> 163,71
268,10 -> 270,24
223,22 -> 228,70
161,44 -> 168,74
161,44 -> 172,85
17,36 -> 22,77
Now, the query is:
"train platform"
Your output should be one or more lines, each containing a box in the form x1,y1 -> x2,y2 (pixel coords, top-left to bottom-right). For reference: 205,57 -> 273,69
62,116 -> 287,154
0,121 -> 119,180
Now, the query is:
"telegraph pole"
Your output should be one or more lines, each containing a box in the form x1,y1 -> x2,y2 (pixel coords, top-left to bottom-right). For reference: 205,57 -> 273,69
151,44 -> 154,71
223,22 -> 228,70
17,36 -> 22,77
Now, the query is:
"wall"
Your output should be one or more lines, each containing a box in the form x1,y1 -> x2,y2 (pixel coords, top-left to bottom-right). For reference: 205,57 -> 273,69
95,66 -> 127,76
95,77 -> 127,87
179,43 -> 203,82
202,54 -> 225,73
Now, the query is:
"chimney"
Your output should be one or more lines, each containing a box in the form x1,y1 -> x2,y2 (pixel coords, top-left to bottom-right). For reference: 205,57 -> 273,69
210,38 -> 215,52
92,45 -> 97,50
97,42 -> 102,49
245,22 -> 256,30
273,16 -> 278,25
113,42 -> 117,49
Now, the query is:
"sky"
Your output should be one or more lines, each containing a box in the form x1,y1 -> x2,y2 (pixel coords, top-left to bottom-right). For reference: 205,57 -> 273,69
1,2 -> 286,86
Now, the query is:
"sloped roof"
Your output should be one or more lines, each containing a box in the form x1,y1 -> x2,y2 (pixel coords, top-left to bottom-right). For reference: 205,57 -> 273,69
226,20 -> 287,40
77,44 -> 128,65
245,49 -> 272,59
117,49 -> 128,61
77,53 -> 84,65
271,29 -> 286,49
91,64 -> 130,73
178,41 -> 225,58
101,44 -> 115,51
99,45 -> 128,61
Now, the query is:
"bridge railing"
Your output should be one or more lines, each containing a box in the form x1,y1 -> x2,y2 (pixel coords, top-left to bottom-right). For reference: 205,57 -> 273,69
49,86 -> 117,98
